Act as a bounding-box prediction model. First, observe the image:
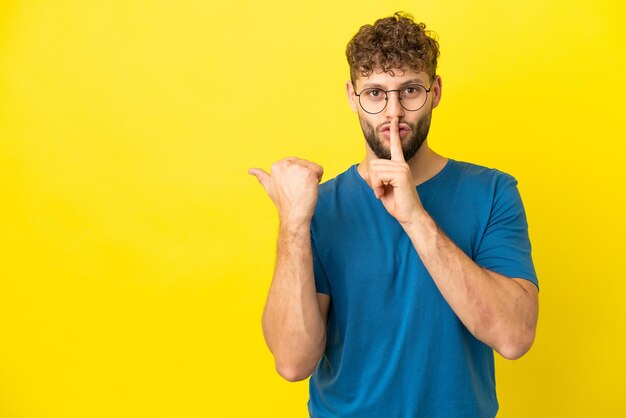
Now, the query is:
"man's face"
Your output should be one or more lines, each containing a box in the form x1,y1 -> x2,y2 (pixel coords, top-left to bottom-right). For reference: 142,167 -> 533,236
347,68 -> 441,161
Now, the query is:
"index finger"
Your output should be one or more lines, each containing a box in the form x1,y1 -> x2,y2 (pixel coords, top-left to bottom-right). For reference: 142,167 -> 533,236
389,117 -> 404,162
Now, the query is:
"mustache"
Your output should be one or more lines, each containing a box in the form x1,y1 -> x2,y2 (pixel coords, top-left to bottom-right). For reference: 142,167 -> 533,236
376,121 -> 414,132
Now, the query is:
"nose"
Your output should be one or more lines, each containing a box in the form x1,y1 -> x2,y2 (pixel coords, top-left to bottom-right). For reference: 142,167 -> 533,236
385,91 -> 405,119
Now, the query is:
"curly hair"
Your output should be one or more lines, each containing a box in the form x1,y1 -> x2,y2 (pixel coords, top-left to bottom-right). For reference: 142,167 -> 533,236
346,12 -> 440,82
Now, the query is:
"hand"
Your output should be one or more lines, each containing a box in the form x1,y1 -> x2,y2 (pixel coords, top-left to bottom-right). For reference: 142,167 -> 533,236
369,118 -> 424,225
249,157 -> 324,226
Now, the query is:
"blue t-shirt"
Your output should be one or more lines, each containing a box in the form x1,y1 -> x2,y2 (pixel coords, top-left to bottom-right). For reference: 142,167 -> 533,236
308,159 -> 538,418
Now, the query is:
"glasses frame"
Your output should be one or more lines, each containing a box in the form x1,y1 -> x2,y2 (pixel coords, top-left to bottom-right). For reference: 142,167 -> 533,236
354,78 -> 436,114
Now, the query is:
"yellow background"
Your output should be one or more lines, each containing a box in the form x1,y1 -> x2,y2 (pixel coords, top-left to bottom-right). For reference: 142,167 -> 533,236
1,0 -> 625,417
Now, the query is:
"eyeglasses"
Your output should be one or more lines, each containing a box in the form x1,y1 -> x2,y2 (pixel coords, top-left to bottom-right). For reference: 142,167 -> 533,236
354,80 -> 435,114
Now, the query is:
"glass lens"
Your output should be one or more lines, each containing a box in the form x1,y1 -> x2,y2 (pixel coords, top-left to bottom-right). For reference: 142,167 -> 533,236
359,88 -> 387,114
400,85 -> 427,111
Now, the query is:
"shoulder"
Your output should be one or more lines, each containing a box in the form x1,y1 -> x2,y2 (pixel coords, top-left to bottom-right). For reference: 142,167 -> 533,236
448,159 -> 518,188
318,164 -> 358,192
316,164 -> 361,205
312,164 -> 366,226
448,160 -> 530,234
427,159 -> 522,216
439,160 -> 520,205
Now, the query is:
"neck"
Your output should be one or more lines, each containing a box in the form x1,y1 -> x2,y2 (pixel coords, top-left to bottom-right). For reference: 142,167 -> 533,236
357,141 -> 448,187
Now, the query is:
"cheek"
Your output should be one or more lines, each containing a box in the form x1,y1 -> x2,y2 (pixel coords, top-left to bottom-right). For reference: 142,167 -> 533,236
361,118 -> 379,135
360,113 -> 380,128
411,110 -> 430,127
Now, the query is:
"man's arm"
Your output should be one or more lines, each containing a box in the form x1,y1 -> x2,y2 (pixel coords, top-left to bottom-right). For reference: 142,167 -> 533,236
368,118 -> 538,359
402,216 -> 538,359
249,158 -> 330,381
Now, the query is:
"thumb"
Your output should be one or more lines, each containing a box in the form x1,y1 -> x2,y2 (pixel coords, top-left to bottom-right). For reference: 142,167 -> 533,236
248,168 -> 271,193
373,185 -> 384,199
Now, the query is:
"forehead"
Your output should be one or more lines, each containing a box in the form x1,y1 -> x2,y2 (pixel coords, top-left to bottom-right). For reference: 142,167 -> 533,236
355,68 -> 430,88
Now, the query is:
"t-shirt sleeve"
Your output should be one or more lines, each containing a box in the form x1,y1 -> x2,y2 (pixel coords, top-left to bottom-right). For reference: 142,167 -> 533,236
475,173 -> 538,289
311,231 -> 331,295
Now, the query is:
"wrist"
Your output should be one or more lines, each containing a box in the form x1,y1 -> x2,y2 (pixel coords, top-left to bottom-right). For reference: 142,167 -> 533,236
400,207 -> 433,232
279,218 -> 311,234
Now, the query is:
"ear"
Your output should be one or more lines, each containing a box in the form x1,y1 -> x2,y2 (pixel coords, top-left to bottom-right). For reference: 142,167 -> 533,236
346,81 -> 358,112
431,76 -> 443,109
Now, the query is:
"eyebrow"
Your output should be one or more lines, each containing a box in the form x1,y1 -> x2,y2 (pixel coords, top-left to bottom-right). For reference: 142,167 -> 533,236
361,78 -> 427,89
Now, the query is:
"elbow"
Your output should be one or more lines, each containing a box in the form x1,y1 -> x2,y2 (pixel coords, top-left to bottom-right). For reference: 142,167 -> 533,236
275,360 -> 317,382
497,343 -> 531,360
495,331 -> 536,360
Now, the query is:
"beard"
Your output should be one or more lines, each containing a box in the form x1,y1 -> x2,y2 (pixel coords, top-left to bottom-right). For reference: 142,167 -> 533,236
359,109 -> 432,161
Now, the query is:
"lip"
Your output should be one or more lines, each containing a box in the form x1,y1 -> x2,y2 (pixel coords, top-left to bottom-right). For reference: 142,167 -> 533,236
379,123 -> 411,133
379,123 -> 411,138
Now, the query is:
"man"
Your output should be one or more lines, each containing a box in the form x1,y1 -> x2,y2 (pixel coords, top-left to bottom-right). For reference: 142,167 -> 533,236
249,12 -> 538,418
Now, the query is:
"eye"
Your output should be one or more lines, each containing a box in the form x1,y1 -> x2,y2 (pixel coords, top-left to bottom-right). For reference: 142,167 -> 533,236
364,88 -> 385,100
403,85 -> 424,97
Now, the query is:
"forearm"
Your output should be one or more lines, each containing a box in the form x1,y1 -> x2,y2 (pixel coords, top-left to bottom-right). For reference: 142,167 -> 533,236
403,210 -> 538,359
262,222 -> 326,380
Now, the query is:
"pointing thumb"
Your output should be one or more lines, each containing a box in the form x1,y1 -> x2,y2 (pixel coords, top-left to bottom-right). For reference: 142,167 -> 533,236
248,168 -> 271,193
